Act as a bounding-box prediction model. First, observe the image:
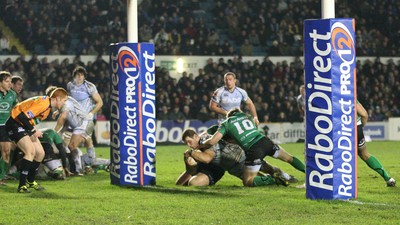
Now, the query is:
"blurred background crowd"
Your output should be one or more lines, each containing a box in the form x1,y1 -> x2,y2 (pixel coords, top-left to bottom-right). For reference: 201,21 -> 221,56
0,0 -> 399,122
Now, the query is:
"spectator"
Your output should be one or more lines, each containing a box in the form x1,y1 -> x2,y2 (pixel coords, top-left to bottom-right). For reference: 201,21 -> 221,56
240,39 -> 253,56
0,33 -> 10,54
168,106 -> 185,123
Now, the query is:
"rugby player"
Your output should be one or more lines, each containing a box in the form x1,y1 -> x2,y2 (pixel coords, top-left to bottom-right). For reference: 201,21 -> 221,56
202,108 -> 305,187
0,71 -> 18,185
356,101 -> 396,187
6,87 -> 68,193
177,127 -> 296,187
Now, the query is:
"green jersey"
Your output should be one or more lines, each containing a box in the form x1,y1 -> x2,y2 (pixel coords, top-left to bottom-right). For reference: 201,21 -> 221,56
39,129 -> 63,145
0,90 -> 18,125
217,112 -> 264,151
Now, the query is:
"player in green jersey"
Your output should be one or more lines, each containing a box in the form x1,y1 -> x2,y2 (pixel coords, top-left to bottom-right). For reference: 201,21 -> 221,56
39,128 -> 73,178
11,128 -> 73,180
0,71 -> 18,185
356,101 -> 396,187
178,126 -> 295,186
202,107 -> 305,187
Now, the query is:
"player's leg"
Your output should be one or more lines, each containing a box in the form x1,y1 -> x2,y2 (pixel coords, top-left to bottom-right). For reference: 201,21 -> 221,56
0,126 -> 12,184
26,140 -> 45,191
83,137 -> 95,166
62,131 -> 77,174
188,164 -> 225,186
357,126 -> 395,186
14,135 -> 36,193
260,160 -> 298,183
188,173 -> 211,186
176,171 -> 192,186
78,121 -> 96,166
0,142 -> 11,163
45,159 -> 65,180
242,142 -> 288,187
68,133 -> 86,175
0,142 -> 11,185
272,145 -> 305,173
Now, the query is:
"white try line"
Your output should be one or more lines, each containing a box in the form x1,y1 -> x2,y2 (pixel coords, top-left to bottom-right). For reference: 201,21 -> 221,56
343,199 -> 397,207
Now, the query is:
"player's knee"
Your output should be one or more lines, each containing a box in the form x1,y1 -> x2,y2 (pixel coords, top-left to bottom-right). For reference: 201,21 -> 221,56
23,147 -> 36,159
68,142 -> 78,150
242,176 -> 254,187
358,147 -> 369,160
188,176 -> 208,186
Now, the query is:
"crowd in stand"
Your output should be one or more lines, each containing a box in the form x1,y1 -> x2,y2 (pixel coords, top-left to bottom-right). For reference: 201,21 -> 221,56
1,53 -> 398,124
0,0 -> 399,123
1,0 -> 400,56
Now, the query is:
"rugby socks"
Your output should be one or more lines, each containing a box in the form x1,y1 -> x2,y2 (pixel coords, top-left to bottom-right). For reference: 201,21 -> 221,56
0,158 -> 5,180
290,156 -> 305,173
261,161 -> 275,175
72,149 -> 83,173
86,147 -> 95,165
27,160 -> 41,183
67,153 -> 76,172
252,175 -> 276,186
19,159 -> 32,188
364,155 -> 391,181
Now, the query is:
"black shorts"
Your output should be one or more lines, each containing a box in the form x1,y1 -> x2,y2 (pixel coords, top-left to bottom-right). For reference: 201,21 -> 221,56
357,125 -> 366,148
245,136 -> 280,166
5,118 -> 31,143
197,163 -> 225,186
0,125 -> 11,142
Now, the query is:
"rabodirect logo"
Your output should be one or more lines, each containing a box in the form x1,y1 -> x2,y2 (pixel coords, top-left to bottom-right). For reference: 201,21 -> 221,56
118,46 -> 140,78
331,22 -> 355,64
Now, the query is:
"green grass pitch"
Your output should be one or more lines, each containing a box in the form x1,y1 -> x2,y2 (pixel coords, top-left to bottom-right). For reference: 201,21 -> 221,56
0,141 -> 398,224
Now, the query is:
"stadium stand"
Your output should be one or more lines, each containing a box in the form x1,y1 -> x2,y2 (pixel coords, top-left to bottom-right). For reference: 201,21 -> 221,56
0,0 -> 399,122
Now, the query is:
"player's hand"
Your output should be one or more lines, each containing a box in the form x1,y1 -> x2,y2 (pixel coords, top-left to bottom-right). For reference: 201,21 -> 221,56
32,129 -> 43,139
184,149 -> 192,159
86,112 -> 94,120
52,110 -> 59,119
64,168 -> 73,177
253,117 -> 260,126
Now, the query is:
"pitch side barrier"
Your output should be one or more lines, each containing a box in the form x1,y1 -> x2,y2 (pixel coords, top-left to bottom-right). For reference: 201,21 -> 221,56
304,18 -> 357,200
109,43 -> 156,186
35,120 -> 389,145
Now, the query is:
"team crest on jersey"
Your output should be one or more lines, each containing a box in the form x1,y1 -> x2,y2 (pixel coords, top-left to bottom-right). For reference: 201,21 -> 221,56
0,102 -> 9,110
17,127 -> 25,133
27,111 -> 35,118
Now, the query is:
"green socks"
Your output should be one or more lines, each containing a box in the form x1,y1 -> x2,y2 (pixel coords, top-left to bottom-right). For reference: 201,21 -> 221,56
365,155 -> 391,181
291,156 -> 305,173
0,158 -> 5,179
253,175 -> 276,186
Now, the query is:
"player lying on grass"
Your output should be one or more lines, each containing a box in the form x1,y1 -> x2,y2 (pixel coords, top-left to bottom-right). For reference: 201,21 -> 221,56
201,108 -> 305,187
177,126 -> 298,187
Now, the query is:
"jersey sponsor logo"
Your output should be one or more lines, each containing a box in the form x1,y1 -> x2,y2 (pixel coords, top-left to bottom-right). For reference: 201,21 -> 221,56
27,111 -> 35,119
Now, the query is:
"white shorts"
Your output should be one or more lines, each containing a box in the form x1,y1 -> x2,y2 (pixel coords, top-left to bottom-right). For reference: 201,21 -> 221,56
72,120 -> 94,140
